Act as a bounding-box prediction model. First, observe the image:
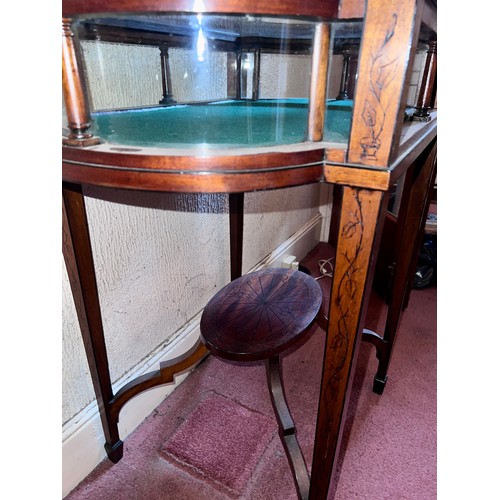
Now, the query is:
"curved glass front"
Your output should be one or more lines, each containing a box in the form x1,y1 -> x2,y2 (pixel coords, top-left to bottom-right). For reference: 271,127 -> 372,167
67,14 -> 362,150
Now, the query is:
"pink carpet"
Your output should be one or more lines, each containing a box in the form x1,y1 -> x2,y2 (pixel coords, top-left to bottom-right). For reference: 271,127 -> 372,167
65,248 -> 436,499
162,393 -> 275,495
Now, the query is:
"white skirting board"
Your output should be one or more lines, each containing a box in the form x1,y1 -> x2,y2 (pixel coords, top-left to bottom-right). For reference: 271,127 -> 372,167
62,213 -> 323,498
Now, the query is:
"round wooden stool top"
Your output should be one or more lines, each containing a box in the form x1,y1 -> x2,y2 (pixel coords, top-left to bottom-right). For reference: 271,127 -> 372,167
200,268 -> 322,361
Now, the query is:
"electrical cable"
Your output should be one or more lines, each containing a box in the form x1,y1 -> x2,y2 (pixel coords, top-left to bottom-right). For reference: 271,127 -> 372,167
314,257 -> 334,280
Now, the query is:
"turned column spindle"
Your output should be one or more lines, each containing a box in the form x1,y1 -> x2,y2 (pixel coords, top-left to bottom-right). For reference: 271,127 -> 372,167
62,18 -> 101,147
308,22 -> 331,142
235,50 -> 242,100
413,40 -> 437,122
159,45 -> 176,105
336,47 -> 351,100
252,48 -> 261,101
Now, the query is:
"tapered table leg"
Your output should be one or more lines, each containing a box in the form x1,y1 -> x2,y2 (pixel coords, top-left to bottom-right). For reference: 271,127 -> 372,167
372,141 -> 437,394
229,192 -> 244,281
309,185 -> 388,499
62,182 -> 123,462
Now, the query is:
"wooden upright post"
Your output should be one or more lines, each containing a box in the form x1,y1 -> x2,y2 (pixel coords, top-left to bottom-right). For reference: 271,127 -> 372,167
347,0 -> 423,166
252,48 -> 261,101
413,40 -> 437,122
309,185 -> 388,499
372,141 -> 437,391
62,183 -> 122,462
159,44 -> 176,105
62,18 -> 101,147
235,50 -> 242,100
308,23 -> 331,142
229,193 -> 244,280
336,47 -> 351,100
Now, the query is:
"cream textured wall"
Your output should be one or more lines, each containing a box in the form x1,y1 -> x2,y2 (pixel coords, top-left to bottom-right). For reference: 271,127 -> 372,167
81,41 -> 228,110
260,53 -> 311,98
80,41 -> 342,110
63,40 -> 323,425
82,42 -> 162,110
169,48 -> 228,103
62,185 -> 321,424
63,190 -> 230,423
242,187 -> 319,272
259,52 -> 344,101
407,48 -> 427,107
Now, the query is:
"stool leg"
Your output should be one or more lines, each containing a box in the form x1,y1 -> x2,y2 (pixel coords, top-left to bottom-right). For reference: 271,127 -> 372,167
265,356 -> 309,500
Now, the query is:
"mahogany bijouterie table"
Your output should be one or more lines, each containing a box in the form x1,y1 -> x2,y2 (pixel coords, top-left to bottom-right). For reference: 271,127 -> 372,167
62,1 -> 437,498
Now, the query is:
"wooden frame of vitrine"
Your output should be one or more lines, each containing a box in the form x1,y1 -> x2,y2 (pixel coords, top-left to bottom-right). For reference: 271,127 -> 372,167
62,0 -> 437,498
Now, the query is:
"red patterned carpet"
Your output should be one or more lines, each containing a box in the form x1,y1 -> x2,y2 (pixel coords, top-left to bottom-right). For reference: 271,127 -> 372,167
65,249 -> 436,500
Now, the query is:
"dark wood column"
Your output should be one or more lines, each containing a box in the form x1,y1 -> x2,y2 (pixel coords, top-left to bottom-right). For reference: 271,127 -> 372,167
62,182 -> 122,462
413,40 -> 437,122
252,48 -> 261,101
346,51 -> 359,101
336,47 -> 351,100
309,185 -> 388,499
159,44 -> 176,105
241,54 -> 249,99
235,50 -> 242,100
62,18 -> 101,147
229,193 -> 244,280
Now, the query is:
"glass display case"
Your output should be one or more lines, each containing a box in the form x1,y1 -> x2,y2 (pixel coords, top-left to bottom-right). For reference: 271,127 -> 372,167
62,1 -> 437,498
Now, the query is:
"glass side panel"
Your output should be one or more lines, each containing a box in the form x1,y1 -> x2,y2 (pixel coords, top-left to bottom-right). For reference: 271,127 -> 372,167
397,15 -> 437,154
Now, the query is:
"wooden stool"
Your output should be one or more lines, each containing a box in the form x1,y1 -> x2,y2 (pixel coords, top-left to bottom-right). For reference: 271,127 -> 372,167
200,267 -> 322,499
